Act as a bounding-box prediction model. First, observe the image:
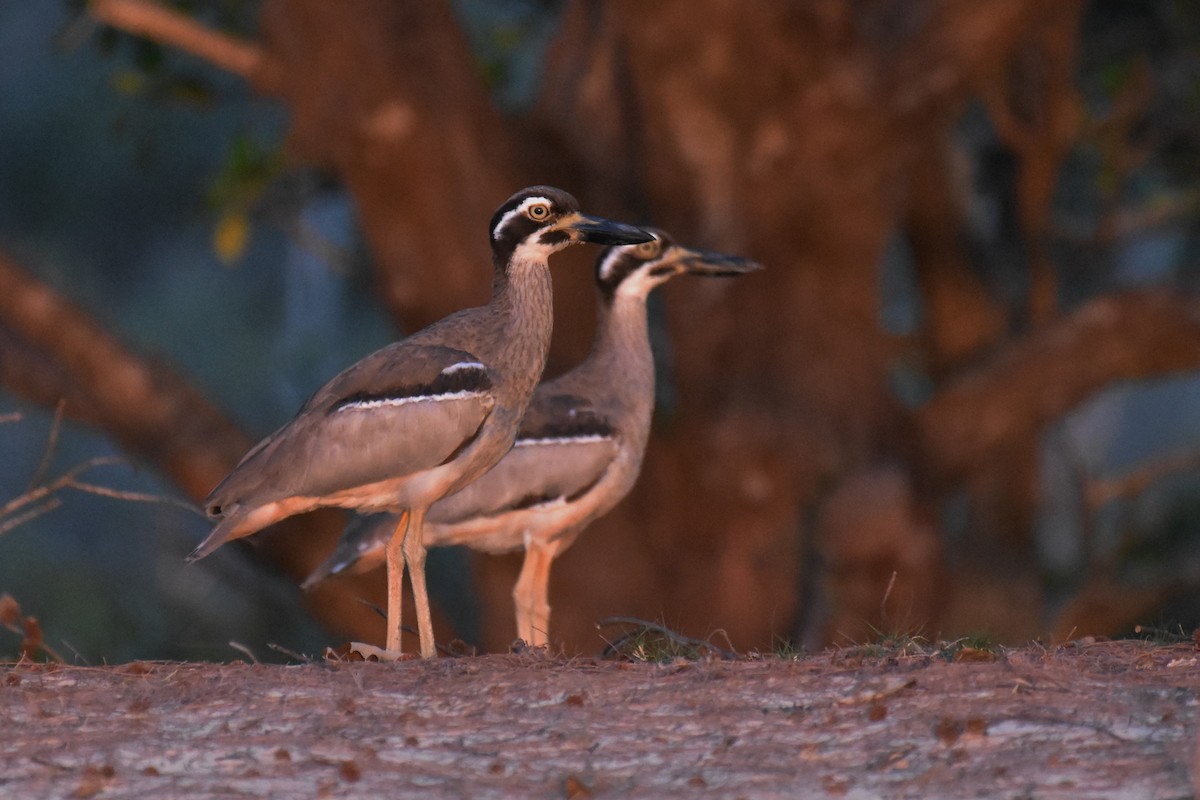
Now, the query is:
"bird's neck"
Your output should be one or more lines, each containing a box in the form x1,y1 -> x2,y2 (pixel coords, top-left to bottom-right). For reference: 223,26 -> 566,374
489,254 -> 555,390
584,290 -> 656,420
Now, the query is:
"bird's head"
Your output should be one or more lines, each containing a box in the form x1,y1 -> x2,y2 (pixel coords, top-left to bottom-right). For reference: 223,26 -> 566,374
489,186 -> 652,267
594,229 -> 763,299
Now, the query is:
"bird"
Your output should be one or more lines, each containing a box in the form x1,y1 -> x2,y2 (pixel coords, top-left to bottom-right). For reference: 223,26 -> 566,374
302,229 -> 762,647
188,186 -> 653,659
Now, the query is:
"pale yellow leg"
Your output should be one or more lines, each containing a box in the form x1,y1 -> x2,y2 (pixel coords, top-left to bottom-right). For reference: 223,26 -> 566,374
513,535 -> 566,647
402,506 -> 437,659
385,511 -> 410,654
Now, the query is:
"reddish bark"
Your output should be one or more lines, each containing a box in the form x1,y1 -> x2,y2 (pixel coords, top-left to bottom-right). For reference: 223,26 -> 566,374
257,0 -> 528,332
493,0 -> 1089,648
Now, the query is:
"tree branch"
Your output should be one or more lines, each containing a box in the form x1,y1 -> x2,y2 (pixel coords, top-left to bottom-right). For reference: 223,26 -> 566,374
89,0 -> 277,89
917,291 -> 1200,485
905,137 -> 1009,372
0,250 -> 248,500
1087,449 -> 1200,510
978,0 -> 1085,324
0,250 -> 387,642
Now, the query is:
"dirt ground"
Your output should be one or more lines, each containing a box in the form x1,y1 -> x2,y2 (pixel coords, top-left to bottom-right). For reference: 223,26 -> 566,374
1,640 -> 1197,799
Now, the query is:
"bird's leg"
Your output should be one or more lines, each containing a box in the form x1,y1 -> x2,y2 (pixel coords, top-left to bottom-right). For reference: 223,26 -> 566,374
401,506 -> 436,659
513,535 -> 565,648
385,511 -> 410,654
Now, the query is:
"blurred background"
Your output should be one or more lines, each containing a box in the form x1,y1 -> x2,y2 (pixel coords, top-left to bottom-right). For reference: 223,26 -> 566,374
3,0 -> 1200,662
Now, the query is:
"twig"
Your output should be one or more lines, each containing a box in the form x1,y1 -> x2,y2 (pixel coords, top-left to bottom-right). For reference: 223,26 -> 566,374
88,0 -> 274,87
67,479 -> 205,517
711,628 -> 738,656
354,597 -> 386,620
0,499 -> 62,537
1086,448 -> 1200,510
270,214 -> 356,278
59,639 -> 90,666
1052,190 -> 1200,244
348,600 -> 462,657
28,399 -> 66,491
267,643 -> 311,663
596,616 -> 739,660
0,457 -> 117,522
31,639 -> 65,665
1,454 -> 203,537
880,569 -> 898,626
228,641 -> 259,664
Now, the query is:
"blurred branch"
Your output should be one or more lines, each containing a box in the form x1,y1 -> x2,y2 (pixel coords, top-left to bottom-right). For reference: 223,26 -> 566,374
1053,190 -> 1200,245
0,455 -> 200,538
0,248 -> 388,643
1087,449 -> 1200,510
1050,575 -> 1180,642
1049,430 -> 1200,639
905,139 -> 1009,372
27,399 -> 66,491
88,0 -> 278,90
980,0 -> 1086,325
918,291 -> 1200,485
270,215 -> 356,277
0,327 -> 100,425
0,499 -> 61,538
1089,58 -> 1157,245
0,250 -> 249,501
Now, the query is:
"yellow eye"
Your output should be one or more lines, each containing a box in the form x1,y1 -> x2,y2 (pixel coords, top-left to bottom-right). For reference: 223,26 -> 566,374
527,203 -> 551,220
635,239 -> 661,259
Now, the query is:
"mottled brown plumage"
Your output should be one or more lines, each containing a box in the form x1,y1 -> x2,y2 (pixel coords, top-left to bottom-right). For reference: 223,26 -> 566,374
191,186 -> 651,658
304,231 -> 762,646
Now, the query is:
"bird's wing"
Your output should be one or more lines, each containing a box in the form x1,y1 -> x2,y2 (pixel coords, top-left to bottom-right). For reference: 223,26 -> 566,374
303,391 -> 620,582
516,390 -> 613,440
428,390 -> 620,525
206,343 -> 497,513
301,342 -> 492,415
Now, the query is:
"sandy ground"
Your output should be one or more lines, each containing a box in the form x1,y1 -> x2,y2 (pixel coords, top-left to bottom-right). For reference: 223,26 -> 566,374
1,640 -> 1198,799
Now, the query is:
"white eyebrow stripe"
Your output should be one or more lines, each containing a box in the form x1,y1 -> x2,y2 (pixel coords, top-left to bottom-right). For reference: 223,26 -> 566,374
492,196 -> 552,240
336,390 -> 488,412
515,434 -> 615,447
441,361 -> 487,375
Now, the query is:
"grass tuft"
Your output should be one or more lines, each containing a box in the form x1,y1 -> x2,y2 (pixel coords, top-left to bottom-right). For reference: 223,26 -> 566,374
597,617 -> 738,663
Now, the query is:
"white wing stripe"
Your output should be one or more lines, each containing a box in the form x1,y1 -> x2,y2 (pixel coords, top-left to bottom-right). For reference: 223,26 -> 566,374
515,434 -> 614,447
336,390 -> 488,412
441,361 -> 487,376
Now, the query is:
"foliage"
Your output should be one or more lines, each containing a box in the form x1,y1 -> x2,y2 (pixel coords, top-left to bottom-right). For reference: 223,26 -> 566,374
207,133 -> 284,263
